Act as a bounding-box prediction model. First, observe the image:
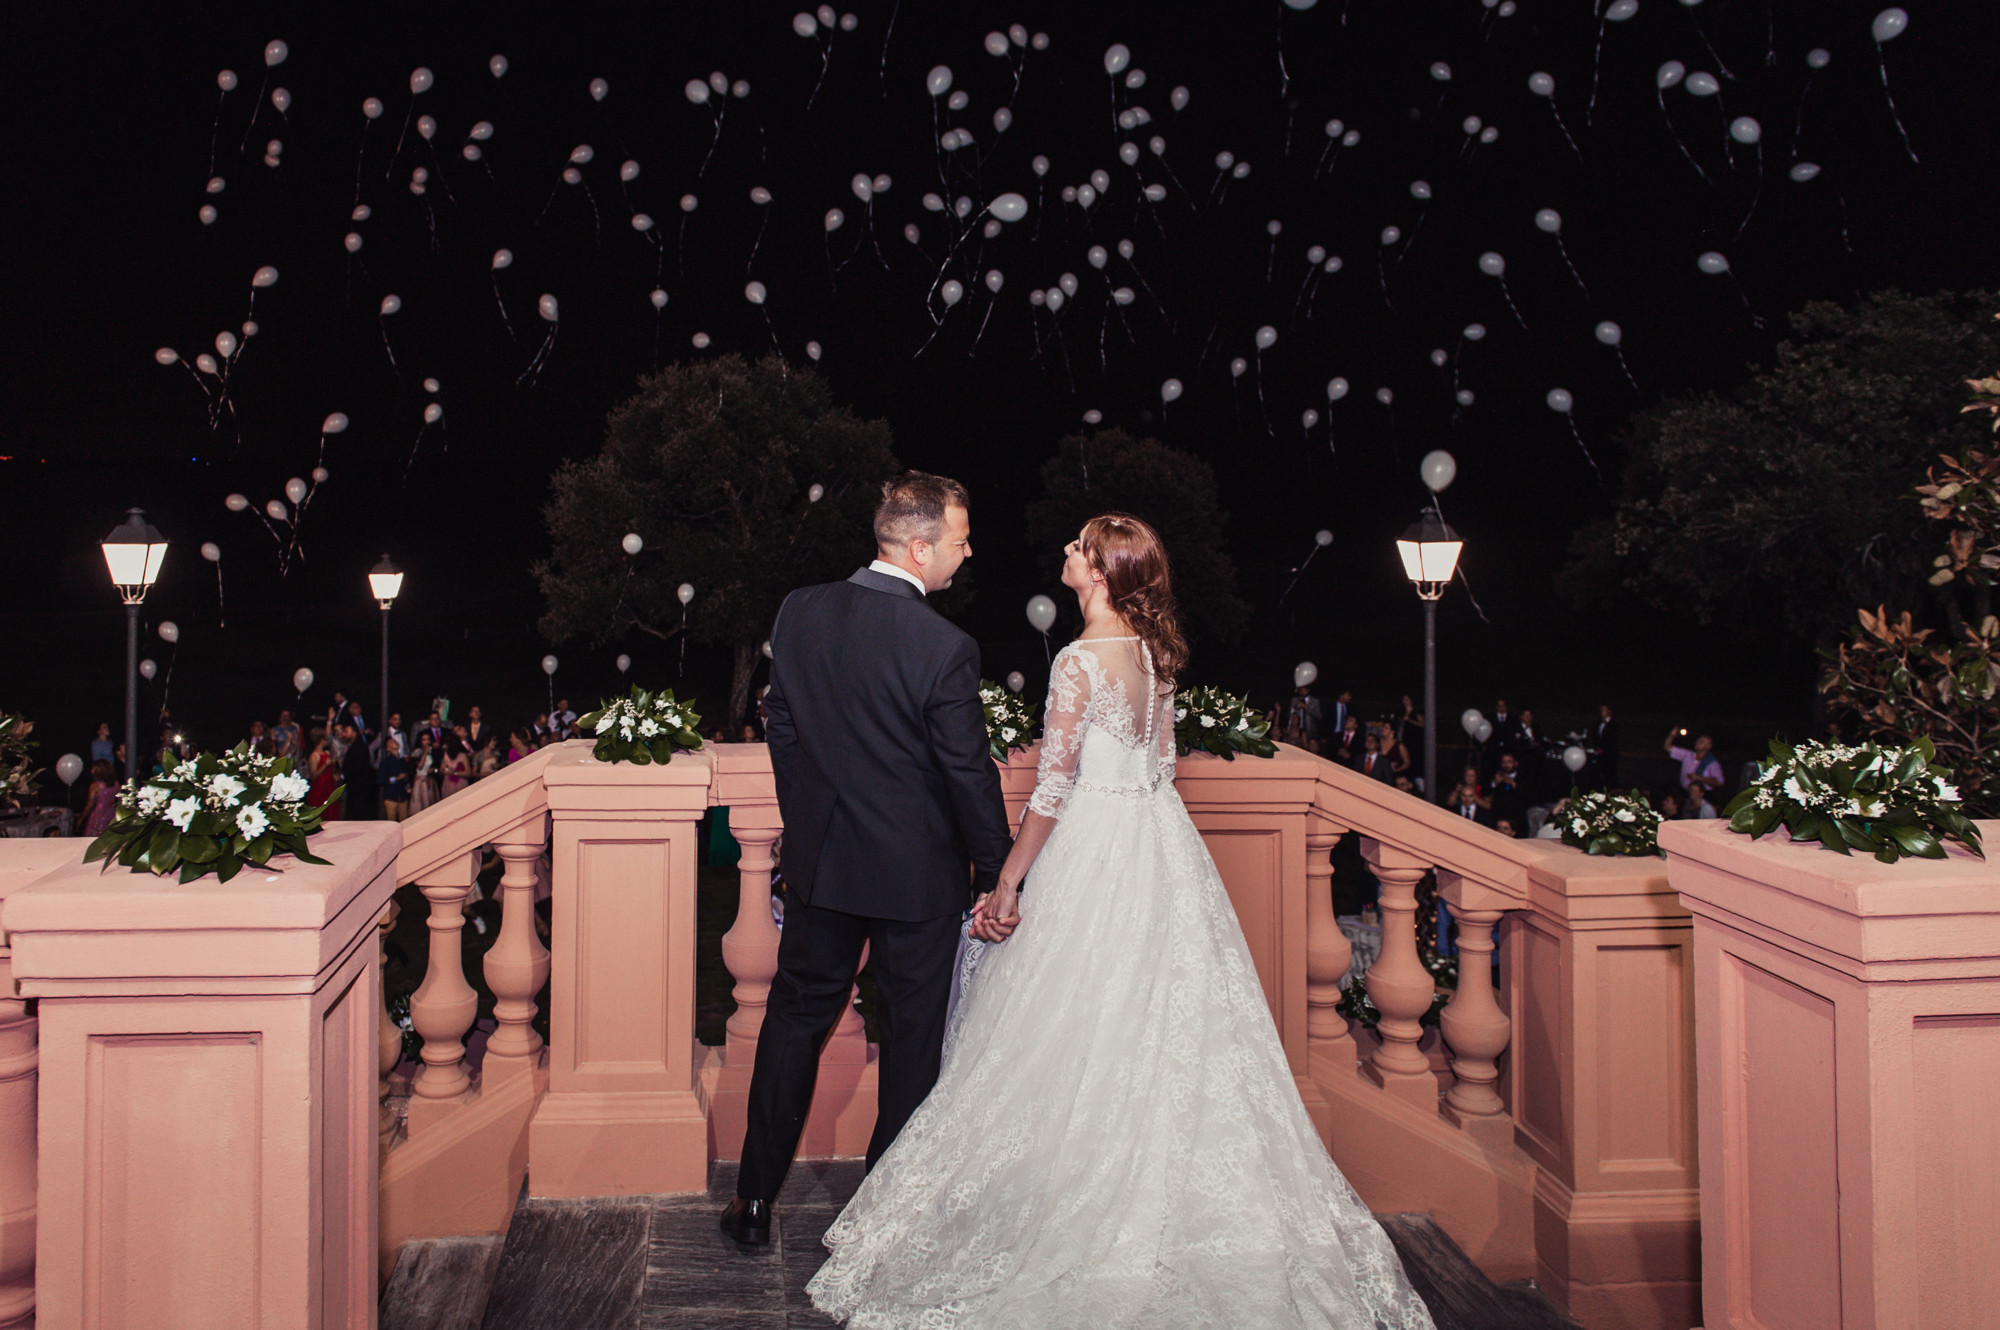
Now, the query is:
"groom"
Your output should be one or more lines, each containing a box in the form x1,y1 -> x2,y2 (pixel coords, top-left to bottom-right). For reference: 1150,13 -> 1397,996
722,471 -> 1015,1245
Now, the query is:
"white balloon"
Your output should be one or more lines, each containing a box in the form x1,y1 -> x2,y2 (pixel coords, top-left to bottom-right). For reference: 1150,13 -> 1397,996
215,331 -> 238,358
489,54 -> 508,78
1475,718 -> 1493,742
745,281 -> 767,305
1595,321 -> 1623,346
793,12 -> 818,37
1546,388 -> 1574,413
1697,250 -> 1730,274
423,403 -> 443,424
985,269 -> 1004,293
685,78 -> 711,105
993,107 -> 1013,132
1730,116 -> 1762,144
1160,378 -> 1183,403
1534,208 -> 1561,233
1806,48 -> 1831,70
311,467 -> 329,484
808,483 -> 825,502
1380,226 -> 1402,246
1026,594 -> 1058,633
824,208 -> 845,232
1294,661 -> 1319,688
1112,287 -> 1135,306
1457,389 -> 1476,406
569,143 -> 594,165
1103,43 -> 1130,76
926,64 -> 953,96
264,39 -> 289,66
283,477 -> 307,504
1082,409 -> 1103,425
1075,184 -> 1097,209
380,293 -> 402,316
806,341 -> 823,360
492,248 -> 513,270
1059,272 -> 1078,297
941,280 -> 964,307
1607,0 -> 1638,19
1171,85 -> 1189,111
984,30 -> 1008,56
199,203 -> 218,228
266,499 -> 288,522
1315,529 -> 1333,547
1301,408 -> 1320,429
650,288 -> 669,310
218,69 -> 238,91
1563,745 -> 1588,773
1326,377 -> 1349,401
139,659 -> 157,681
539,293 -> 559,321
677,583 -> 695,606
1255,325 -> 1277,350
1478,251 -> 1505,276
158,620 -> 180,644
542,654 -> 559,676
293,666 -> 314,694
1376,387 -> 1394,406
1657,60 -> 1686,89
872,173 -> 891,194
1463,322 -> 1487,341
1006,671 -> 1026,694
680,193 -> 699,212
616,653 -> 632,673
1088,245 -> 1108,270
1686,71 -> 1719,96
988,191 -> 1028,222
590,77 -> 609,102
195,353 -> 219,375
947,90 -> 969,110
200,541 -> 221,562
1031,155 -> 1050,177
56,753 -> 83,786
155,347 -> 179,365
1528,71 -> 1555,96
1871,7 -> 1908,42
409,66 -> 433,94
850,172 -> 873,202
252,264 -> 279,288
1789,161 -> 1822,182
1420,449 -> 1458,492
225,493 -> 249,512
1461,708 -> 1485,736
1430,61 -> 1452,82
631,213 -> 654,232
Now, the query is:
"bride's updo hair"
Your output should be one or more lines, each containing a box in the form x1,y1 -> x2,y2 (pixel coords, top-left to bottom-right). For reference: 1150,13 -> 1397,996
1079,513 -> 1189,687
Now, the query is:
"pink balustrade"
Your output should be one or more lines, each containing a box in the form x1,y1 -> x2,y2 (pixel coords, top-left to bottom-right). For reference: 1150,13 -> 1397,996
28,736 -> 1931,1327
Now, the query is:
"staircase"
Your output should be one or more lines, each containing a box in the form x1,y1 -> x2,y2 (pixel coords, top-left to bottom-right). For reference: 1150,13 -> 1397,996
381,1163 -> 1582,1330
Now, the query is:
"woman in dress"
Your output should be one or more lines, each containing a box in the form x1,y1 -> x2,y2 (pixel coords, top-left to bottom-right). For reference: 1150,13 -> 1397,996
808,515 -> 1432,1330
81,760 -> 118,838
439,734 -> 471,798
408,731 -> 437,814
305,731 -> 343,820
473,734 -> 502,781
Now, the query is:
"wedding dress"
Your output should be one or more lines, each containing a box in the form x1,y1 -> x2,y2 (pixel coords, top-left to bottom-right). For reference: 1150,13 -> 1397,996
808,637 -> 1434,1330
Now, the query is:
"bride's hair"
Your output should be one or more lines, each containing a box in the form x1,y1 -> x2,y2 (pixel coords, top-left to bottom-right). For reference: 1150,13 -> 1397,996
1079,513 -> 1189,687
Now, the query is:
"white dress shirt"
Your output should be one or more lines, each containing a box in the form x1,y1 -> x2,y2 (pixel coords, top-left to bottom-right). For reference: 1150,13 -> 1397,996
868,559 -> 928,596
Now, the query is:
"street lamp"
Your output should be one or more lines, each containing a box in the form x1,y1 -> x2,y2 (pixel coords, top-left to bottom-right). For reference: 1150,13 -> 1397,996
100,509 -> 168,784
1396,506 -> 1463,805
369,555 -> 404,747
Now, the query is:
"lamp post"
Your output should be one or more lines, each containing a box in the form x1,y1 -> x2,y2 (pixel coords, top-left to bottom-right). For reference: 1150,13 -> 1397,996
100,509 -> 169,784
1396,507 -> 1463,805
369,555 -> 405,745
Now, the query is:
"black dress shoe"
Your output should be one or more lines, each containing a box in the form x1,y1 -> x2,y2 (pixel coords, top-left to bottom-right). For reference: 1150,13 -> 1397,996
719,1197 -> 772,1246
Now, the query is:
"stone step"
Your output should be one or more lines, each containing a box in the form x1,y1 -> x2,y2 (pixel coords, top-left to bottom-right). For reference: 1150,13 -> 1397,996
1377,1213 -> 1585,1330
378,1236 -> 505,1330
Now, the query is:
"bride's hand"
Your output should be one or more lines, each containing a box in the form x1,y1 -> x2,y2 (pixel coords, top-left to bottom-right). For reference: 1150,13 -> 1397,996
972,880 -> 1021,942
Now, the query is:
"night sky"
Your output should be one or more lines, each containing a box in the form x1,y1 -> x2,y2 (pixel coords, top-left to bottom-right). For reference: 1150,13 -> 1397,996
4,0 -> 1996,766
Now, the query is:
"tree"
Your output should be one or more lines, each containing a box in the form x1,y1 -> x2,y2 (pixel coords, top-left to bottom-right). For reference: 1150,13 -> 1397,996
1560,290 -> 2000,645
536,356 -> 900,727
1024,429 -> 1250,642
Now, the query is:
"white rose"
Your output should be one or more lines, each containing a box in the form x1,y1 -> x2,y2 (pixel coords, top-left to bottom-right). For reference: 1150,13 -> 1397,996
1200,714 -> 1217,728
236,804 -> 270,838
165,796 -> 200,831
268,772 -> 309,803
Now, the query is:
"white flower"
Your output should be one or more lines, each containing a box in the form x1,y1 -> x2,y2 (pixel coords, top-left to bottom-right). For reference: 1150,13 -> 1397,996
1001,727 -> 1018,743
1938,782 -> 1961,803
595,711 -> 616,735
638,719 -> 660,738
1754,789 -> 1775,808
1200,714 -> 1217,728
619,722 -> 634,739
165,796 -> 200,831
207,774 -> 247,804
137,785 -> 171,815
268,772 -> 309,803
1236,718 -> 1250,731
236,804 -> 270,838
1783,776 -> 1809,804
1175,708 -> 1188,722
1614,808 -> 1636,823
1571,818 -> 1587,834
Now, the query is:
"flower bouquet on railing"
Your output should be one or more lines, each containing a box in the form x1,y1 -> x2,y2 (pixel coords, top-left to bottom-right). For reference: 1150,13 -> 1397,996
84,744 -> 334,884
1723,737 -> 1984,863
579,687 -> 704,765
980,680 -> 1039,762
1173,686 -> 1276,760
1559,787 -> 1665,857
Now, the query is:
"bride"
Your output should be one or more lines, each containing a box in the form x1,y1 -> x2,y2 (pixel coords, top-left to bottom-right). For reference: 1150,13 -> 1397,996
807,514 -> 1433,1329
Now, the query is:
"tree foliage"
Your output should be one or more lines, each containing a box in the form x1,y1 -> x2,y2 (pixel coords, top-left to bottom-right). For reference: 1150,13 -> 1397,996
1024,429 -> 1250,642
536,356 -> 899,726
1561,290 -> 2000,643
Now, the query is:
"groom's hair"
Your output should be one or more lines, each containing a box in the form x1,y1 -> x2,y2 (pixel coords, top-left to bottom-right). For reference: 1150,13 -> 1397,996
874,471 -> 969,549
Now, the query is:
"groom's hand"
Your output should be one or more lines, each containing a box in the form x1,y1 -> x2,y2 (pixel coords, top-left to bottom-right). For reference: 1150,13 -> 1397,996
971,883 -> 1021,941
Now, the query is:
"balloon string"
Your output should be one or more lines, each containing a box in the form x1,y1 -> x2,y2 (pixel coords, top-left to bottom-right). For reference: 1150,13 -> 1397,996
1565,415 -> 1607,493
1732,144 -> 1764,243
380,318 -> 400,372
1498,277 -> 1529,333
1874,49 -> 1920,165
1612,346 -> 1640,396
1554,237 -> 1589,297
1656,92 -> 1712,184
1587,14 -> 1607,127
1546,104 -> 1584,165
215,562 -> 226,628
807,37 -> 832,113
1686,11 -> 1735,80
492,274 -> 517,342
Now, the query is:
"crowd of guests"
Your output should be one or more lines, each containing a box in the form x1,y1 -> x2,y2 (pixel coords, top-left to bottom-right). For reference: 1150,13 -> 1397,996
1275,682 -> 1730,837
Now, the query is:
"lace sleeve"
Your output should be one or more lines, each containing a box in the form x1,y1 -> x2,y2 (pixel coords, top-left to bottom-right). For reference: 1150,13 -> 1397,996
1028,647 -> 1092,818
1156,687 -> 1177,786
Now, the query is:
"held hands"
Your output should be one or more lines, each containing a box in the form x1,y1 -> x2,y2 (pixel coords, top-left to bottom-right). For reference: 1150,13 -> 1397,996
969,879 -> 1022,943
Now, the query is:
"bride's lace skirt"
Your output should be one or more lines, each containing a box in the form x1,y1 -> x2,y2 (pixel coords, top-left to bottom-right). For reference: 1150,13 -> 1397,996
806,785 -> 1435,1330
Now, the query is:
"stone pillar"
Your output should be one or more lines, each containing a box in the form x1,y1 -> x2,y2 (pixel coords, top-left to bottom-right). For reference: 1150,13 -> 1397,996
483,834 -> 552,1087
1304,823 -> 1357,1082
1438,871 -> 1514,1149
407,851 -> 480,1132
720,820 -> 781,1049
0,951 -> 34,1330
5,822 -> 399,1330
532,744 -> 712,1197
378,897 -> 402,1150
1360,840 -> 1440,1108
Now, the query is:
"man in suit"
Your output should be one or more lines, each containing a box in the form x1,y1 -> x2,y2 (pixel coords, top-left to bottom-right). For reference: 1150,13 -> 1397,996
1593,704 -> 1622,788
1330,689 -> 1353,737
337,721 -> 378,820
1355,731 -> 1397,783
724,472 -> 1014,1246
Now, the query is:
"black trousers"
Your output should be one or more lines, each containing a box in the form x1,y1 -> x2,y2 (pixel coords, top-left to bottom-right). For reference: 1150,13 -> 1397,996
736,897 -> 961,1202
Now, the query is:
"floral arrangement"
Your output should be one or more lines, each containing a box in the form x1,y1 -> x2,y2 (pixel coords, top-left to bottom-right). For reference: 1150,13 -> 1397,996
84,744 -> 335,883
1559,787 -> 1666,857
1173,686 -> 1277,760
578,687 -> 704,764
1723,737 -> 1984,863
979,680 -> 1039,762
0,712 -> 38,811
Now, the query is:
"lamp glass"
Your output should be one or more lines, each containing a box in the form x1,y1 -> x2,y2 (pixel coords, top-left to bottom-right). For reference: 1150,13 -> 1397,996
369,570 -> 405,603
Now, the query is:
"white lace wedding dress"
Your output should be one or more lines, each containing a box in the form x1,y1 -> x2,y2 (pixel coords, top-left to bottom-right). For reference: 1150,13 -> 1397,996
807,637 -> 1434,1330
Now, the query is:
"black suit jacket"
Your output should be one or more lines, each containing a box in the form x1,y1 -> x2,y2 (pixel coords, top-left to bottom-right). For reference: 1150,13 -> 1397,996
1594,718 -> 1621,758
763,567 -> 1012,922
1354,751 -> 1397,783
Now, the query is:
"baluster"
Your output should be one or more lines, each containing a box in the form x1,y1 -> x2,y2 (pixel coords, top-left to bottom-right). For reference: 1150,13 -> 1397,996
408,854 -> 480,1125
1304,826 -> 1357,1075
483,836 -> 553,1086
722,824 -> 782,1051
377,898 -> 402,1151
1361,844 -> 1441,1108
1439,898 -> 1514,1144
0,963 -> 35,1330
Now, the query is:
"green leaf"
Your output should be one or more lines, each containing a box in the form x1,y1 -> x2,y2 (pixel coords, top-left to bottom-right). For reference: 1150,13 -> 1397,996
215,854 -> 242,883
